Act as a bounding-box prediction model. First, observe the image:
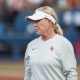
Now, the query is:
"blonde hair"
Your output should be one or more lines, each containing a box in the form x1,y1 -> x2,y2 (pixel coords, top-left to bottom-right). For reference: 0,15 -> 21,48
36,6 -> 63,36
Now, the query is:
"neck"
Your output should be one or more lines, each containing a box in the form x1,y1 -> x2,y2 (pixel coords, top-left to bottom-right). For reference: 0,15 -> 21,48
41,29 -> 56,41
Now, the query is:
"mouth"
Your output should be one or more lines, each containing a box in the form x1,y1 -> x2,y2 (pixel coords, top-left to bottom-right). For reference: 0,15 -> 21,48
34,29 -> 40,34
34,28 -> 39,31
34,27 -> 40,34
35,30 -> 39,33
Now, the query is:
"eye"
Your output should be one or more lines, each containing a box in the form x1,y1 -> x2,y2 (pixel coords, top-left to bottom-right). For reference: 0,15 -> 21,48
33,19 -> 42,23
35,20 -> 40,23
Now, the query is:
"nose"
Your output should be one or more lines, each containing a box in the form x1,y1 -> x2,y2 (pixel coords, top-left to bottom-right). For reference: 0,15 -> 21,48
33,23 -> 37,27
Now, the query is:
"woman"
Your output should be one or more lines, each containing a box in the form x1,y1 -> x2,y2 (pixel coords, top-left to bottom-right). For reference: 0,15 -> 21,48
24,6 -> 77,80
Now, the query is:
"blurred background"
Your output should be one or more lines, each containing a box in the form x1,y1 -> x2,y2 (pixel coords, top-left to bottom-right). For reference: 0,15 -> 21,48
0,0 -> 80,80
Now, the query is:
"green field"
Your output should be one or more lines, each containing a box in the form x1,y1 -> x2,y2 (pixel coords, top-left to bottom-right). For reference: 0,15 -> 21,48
0,61 -> 80,80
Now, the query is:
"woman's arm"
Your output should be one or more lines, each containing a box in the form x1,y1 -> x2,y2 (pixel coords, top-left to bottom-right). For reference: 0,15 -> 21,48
61,40 -> 78,80
24,45 -> 31,80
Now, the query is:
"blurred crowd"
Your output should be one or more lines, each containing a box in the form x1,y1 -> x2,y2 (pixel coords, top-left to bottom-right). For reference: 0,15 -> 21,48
0,0 -> 80,34
0,0 -> 53,34
0,0 -> 80,61
0,0 -> 80,35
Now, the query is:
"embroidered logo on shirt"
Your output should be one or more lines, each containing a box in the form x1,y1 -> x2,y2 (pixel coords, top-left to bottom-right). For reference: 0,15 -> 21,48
50,46 -> 54,51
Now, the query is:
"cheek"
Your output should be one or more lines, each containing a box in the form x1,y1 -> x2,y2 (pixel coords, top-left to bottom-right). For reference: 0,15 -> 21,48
39,24 -> 46,31
41,24 -> 49,31
39,22 -> 48,29
37,21 -> 49,32
39,26 -> 49,34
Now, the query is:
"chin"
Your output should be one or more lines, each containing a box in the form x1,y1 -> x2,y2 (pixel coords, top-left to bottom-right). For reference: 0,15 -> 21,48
35,32 -> 41,35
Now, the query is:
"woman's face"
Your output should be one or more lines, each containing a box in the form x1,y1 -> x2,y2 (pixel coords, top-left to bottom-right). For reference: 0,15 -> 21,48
33,18 -> 52,35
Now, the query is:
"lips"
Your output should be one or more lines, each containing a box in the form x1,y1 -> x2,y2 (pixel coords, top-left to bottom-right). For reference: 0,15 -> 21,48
35,29 -> 39,33
34,29 -> 40,34
34,28 -> 39,31
34,27 -> 40,33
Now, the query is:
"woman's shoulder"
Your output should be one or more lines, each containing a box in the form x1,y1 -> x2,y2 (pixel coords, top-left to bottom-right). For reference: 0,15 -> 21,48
58,35 -> 73,47
58,35 -> 71,43
28,37 -> 41,47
